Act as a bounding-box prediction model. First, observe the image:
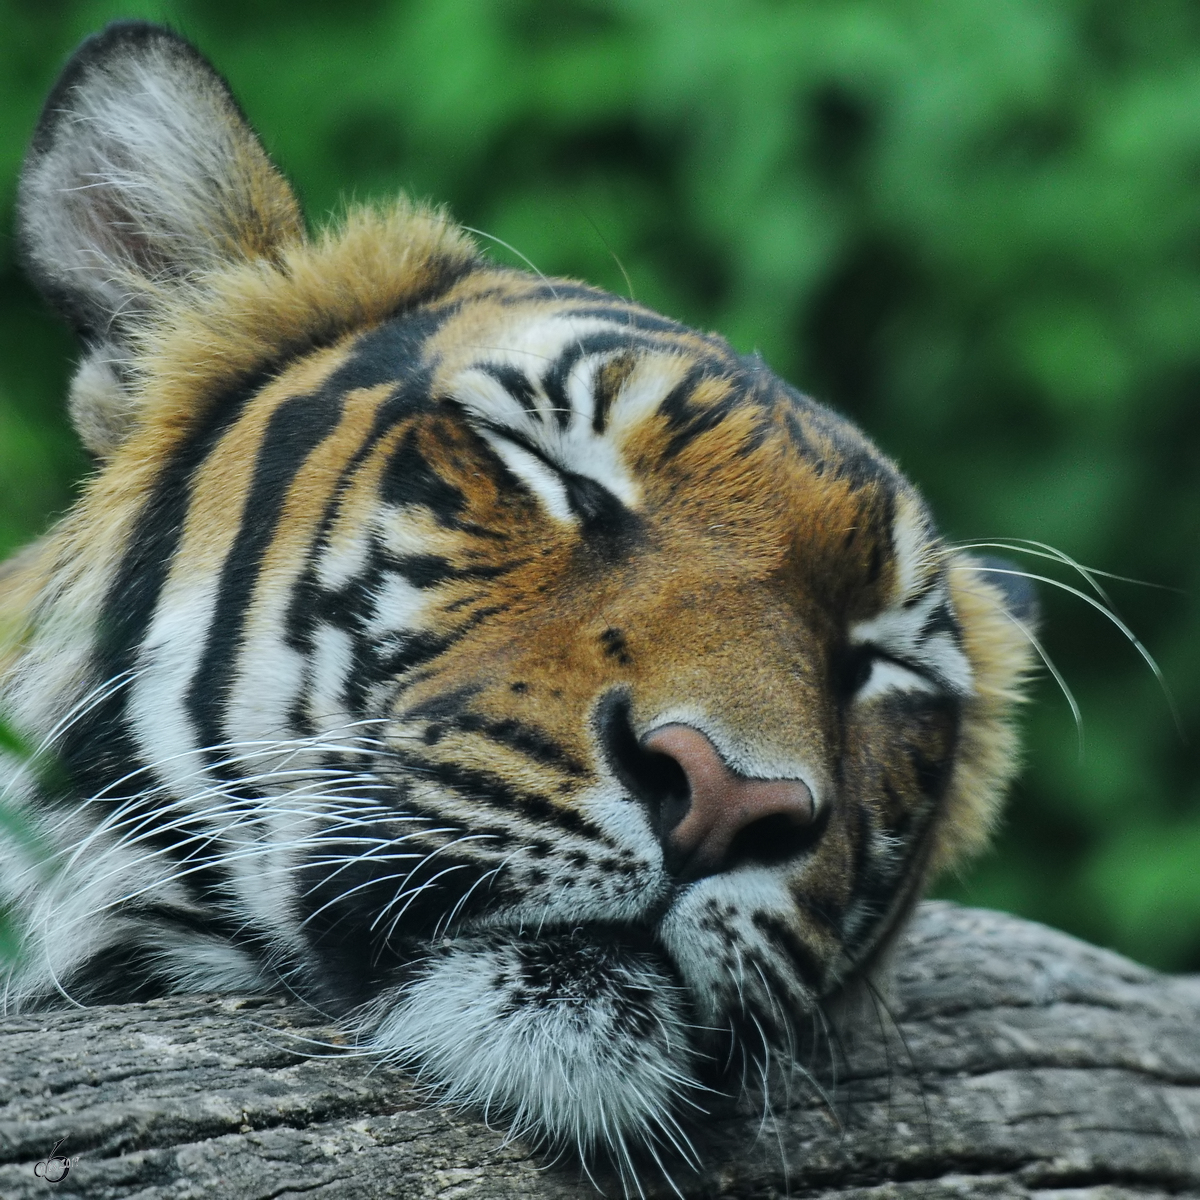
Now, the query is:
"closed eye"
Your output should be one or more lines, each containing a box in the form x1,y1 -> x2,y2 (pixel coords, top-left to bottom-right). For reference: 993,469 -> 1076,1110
855,655 -> 938,701
480,426 -> 631,535
837,644 -> 939,703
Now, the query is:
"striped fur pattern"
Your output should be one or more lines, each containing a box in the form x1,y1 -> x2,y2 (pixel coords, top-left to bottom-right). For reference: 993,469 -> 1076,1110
0,23 -> 1034,1180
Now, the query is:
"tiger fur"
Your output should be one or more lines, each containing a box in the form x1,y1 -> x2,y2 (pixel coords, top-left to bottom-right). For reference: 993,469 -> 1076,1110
0,22 -> 1034,1178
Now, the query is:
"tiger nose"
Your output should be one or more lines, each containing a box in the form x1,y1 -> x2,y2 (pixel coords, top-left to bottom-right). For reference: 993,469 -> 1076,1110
641,724 -> 816,881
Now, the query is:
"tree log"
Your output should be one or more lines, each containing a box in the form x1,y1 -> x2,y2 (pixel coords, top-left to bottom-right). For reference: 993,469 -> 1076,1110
2,901 -> 1198,1199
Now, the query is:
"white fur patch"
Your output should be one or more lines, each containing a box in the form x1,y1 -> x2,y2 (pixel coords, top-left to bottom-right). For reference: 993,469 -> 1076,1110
849,496 -> 973,700
364,571 -> 428,638
127,580 -> 222,796
855,658 -> 937,702
316,524 -> 372,591
306,623 -> 356,728
368,935 -> 697,1157
478,429 -> 575,524
448,318 -> 650,522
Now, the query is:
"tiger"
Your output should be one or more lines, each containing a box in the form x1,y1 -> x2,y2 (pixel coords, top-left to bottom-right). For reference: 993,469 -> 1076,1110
0,20 -> 1034,1184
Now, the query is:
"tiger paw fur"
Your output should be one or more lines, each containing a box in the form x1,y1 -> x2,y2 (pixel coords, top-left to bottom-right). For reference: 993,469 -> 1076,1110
0,21 -> 1035,1187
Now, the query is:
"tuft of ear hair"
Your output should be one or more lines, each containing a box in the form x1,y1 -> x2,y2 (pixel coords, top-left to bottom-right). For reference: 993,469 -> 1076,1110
17,22 -> 304,459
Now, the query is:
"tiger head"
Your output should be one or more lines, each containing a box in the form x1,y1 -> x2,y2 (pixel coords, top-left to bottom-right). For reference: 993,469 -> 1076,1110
3,22 -> 1034,1175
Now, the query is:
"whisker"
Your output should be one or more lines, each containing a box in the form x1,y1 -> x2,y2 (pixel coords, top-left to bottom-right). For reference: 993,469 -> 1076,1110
863,975 -> 934,1158
954,537 -> 1183,595
1006,608 -> 1084,758
376,841 -> 499,943
460,226 -> 557,299
957,560 -> 1180,736
577,206 -> 635,302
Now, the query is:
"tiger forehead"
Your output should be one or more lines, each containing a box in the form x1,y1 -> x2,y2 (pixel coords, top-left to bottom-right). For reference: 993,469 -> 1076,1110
247,268 -> 920,603
425,274 -> 737,444
417,270 -> 902,489
426,273 -> 727,375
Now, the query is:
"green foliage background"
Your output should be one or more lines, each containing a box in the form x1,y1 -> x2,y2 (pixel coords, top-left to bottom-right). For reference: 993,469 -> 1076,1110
1,0 -> 1196,969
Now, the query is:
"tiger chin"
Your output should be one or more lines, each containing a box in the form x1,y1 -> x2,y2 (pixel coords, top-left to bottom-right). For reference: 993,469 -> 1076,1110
0,20 -> 1035,1187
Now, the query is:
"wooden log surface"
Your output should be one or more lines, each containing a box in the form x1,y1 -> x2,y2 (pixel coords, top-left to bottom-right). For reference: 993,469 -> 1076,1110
2,901 -> 1198,1199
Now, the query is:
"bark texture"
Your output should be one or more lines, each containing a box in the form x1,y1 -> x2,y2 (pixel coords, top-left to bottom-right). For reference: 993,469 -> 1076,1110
2,901 -> 1198,1199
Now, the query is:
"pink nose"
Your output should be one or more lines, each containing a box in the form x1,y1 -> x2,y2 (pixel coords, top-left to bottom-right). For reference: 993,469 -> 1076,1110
641,724 -> 815,879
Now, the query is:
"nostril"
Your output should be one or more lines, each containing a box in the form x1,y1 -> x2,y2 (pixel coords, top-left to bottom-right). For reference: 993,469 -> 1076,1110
596,694 -> 690,837
725,809 -> 821,870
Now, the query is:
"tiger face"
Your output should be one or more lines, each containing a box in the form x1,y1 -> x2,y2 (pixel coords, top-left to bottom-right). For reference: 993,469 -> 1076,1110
0,22 -> 1033,1174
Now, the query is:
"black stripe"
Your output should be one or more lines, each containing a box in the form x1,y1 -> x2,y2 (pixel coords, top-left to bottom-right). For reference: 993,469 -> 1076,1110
296,818 -> 505,1007
380,409 -> 513,540
285,301 -> 465,656
563,474 -> 633,543
422,711 -> 586,775
342,629 -> 454,717
379,427 -> 468,520
479,717 -> 585,773
93,374 -> 266,721
383,553 -> 519,590
591,353 -> 636,435
54,372 -> 269,920
541,330 -> 654,429
483,364 -> 539,415
658,362 -> 752,459
387,747 -> 604,840
751,912 -> 826,993
479,423 -> 636,543
186,389 -> 343,770
499,281 -> 612,305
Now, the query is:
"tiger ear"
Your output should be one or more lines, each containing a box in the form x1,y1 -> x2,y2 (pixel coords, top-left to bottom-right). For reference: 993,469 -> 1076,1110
16,21 -> 304,458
